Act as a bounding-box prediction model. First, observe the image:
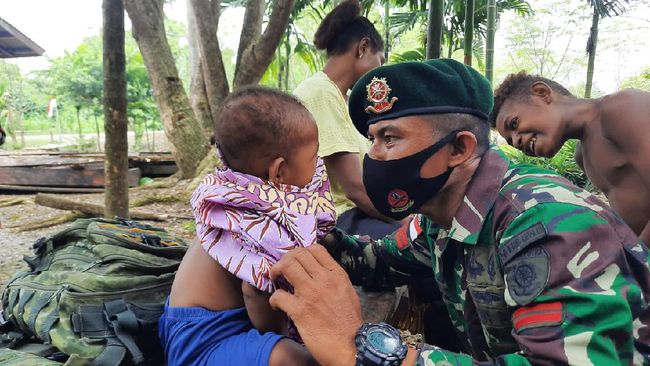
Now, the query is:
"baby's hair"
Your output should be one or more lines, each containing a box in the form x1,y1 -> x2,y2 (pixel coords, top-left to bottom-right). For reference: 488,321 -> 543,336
490,71 -> 574,127
313,0 -> 384,57
214,86 -> 314,175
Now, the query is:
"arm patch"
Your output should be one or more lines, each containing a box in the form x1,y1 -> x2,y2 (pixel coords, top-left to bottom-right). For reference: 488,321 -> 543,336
498,222 -> 547,265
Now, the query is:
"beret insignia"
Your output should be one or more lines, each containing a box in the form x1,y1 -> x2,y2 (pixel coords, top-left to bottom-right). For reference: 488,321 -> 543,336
365,77 -> 398,114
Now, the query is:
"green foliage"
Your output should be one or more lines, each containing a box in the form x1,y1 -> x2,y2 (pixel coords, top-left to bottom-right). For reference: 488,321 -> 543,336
0,20 -> 188,151
500,140 -> 591,189
495,1 -> 590,85
621,68 -> 650,91
389,0 -> 532,59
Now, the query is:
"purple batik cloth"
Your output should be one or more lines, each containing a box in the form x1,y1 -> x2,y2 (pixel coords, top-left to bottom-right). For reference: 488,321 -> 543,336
191,158 -> 336,293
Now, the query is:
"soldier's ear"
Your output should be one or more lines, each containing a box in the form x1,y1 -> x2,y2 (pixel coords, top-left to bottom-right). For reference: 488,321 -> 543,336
531,82 -> 552,104
448,131 -> 477,168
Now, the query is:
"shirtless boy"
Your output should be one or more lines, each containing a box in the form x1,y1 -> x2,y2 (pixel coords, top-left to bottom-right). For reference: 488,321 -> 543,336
491,71 -> 650,244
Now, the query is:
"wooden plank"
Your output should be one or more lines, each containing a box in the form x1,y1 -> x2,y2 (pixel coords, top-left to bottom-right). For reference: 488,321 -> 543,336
0,184 -> 104,193
0,155 -> 103,167
0,166 -> 141,187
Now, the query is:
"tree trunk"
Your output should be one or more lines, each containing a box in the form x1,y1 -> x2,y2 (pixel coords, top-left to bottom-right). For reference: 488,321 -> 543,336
190,0 -> 230,127
447,28 -> 454,58
463,0 -> 475,66
103,0 -> 129,218
124,0 -> 209,178
187,0 -> 215,137
585,10 -> 599,98
234,0 -> 296,87
384,0 -> 390,61
485,0 -> 496,82
426,0 -> 444,59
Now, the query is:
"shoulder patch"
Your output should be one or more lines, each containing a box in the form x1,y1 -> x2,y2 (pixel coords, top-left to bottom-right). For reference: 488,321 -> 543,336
512,301 -> 563,333
505,246 -> 550,306
498,222 -> 547,265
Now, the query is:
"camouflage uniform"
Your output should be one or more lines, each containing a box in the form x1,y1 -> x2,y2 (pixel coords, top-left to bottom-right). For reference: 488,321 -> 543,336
334,146 -> 650,365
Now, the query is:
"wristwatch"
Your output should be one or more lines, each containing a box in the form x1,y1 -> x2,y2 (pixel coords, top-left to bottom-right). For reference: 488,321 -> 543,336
355,322 -> 408,366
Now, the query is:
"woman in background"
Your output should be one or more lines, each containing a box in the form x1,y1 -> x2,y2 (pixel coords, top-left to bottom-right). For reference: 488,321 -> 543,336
294,0 -> 400,239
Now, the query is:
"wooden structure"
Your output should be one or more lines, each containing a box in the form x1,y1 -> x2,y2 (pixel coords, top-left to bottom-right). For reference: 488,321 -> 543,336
0,151 -> 177,192
0,17 -> 44,58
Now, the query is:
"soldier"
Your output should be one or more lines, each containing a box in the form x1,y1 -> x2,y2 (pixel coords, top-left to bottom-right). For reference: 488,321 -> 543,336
267,59 -> 650,365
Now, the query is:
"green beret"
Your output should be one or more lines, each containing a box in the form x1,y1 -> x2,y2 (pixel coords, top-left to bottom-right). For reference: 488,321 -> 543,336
348,58 -> 493,136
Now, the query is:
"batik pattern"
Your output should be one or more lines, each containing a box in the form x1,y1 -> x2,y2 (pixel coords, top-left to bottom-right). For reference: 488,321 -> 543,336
191,158 -> 336,292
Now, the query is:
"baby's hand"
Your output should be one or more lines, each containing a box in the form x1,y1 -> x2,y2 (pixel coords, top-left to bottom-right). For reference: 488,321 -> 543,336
242,282 -> 288,335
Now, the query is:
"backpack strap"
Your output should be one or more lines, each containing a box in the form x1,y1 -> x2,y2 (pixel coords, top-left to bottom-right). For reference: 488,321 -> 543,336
14,290 -> 36,335
90,338 -> 127,366
26,292 -> 55,333
103,300 -> 144,364
72,300 -> 150,365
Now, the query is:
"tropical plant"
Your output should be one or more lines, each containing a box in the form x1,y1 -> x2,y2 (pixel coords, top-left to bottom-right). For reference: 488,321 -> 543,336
389,0 -> 531,65
620,68 -> 650,91
500,140 -> 591,189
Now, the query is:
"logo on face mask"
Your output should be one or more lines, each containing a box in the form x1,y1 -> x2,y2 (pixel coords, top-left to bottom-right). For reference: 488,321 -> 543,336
365,77 -> 398,114
387,189 -> 414,212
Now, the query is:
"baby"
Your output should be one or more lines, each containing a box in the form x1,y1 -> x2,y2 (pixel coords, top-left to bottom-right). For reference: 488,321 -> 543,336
159,86 -> 335,366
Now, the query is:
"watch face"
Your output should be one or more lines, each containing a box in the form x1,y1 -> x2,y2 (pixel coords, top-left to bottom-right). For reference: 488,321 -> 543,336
367,328 -> 400,354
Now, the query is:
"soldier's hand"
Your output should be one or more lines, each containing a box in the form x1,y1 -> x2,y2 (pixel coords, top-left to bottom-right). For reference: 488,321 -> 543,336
269,244 -> 363,366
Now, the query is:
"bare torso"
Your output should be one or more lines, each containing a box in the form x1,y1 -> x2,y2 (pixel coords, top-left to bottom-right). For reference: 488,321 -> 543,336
169,242 -> 245,310
577,90 -> 650,236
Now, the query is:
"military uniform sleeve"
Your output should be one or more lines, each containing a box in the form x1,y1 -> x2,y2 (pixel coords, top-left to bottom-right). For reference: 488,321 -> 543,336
415,202 -> 650,365
331,214 -> 439,288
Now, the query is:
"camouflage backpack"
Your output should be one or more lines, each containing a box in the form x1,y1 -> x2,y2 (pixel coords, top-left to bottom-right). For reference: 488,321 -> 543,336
0,218 -> 188,365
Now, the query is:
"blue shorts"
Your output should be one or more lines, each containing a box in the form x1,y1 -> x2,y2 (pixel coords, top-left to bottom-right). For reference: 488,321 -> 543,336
158,299 -> 285,366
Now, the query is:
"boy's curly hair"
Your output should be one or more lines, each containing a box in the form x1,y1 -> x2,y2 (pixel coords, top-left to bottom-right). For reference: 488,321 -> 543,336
490,71 -> 574,127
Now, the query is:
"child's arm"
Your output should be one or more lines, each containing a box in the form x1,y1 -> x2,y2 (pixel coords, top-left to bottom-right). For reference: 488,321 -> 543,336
241,282 -> 289,335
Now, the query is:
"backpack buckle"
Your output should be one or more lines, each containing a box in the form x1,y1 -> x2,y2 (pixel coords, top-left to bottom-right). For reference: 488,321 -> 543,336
32,237 -> 48,254
115,217 -> 149,230
140,234 -> 162,247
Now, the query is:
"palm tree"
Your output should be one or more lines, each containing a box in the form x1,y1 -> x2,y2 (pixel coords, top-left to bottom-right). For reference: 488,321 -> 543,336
584,0 -> 627,98
390,0 -> 531,64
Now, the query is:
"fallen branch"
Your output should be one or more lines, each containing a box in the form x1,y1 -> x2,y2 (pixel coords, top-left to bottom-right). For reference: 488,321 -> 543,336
10,211 -> 86,232
130,193 -> 181,208
131,174 -> 181,191
0,197 -> 29,208
34,193 -> 168,221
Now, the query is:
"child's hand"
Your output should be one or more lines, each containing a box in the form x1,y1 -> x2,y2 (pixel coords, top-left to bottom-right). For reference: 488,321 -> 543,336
241,282 -> 289,335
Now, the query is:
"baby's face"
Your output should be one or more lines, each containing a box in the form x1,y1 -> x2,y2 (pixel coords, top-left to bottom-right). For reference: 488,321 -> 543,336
284,122 -> 319,188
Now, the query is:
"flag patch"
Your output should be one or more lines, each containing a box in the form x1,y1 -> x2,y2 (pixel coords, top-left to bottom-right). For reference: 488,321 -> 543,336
512,302 -> 563,332
394,215 -> 423,251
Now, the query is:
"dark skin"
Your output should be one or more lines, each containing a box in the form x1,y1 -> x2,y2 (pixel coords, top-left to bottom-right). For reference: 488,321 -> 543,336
320,37 -> 393,223
495,83 -> 650,244
269,116 -> 481,366
169,121 -> 320,366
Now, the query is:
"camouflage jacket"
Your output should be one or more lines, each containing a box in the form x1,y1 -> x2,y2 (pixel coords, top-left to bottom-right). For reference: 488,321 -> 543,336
334,146 -> 650,365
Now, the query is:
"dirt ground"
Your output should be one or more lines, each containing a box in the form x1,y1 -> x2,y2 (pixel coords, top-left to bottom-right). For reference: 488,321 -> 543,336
0,179 -> 196,288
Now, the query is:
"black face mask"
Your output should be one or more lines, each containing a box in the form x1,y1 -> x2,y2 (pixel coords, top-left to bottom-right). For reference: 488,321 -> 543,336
362,130 -> 459,220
